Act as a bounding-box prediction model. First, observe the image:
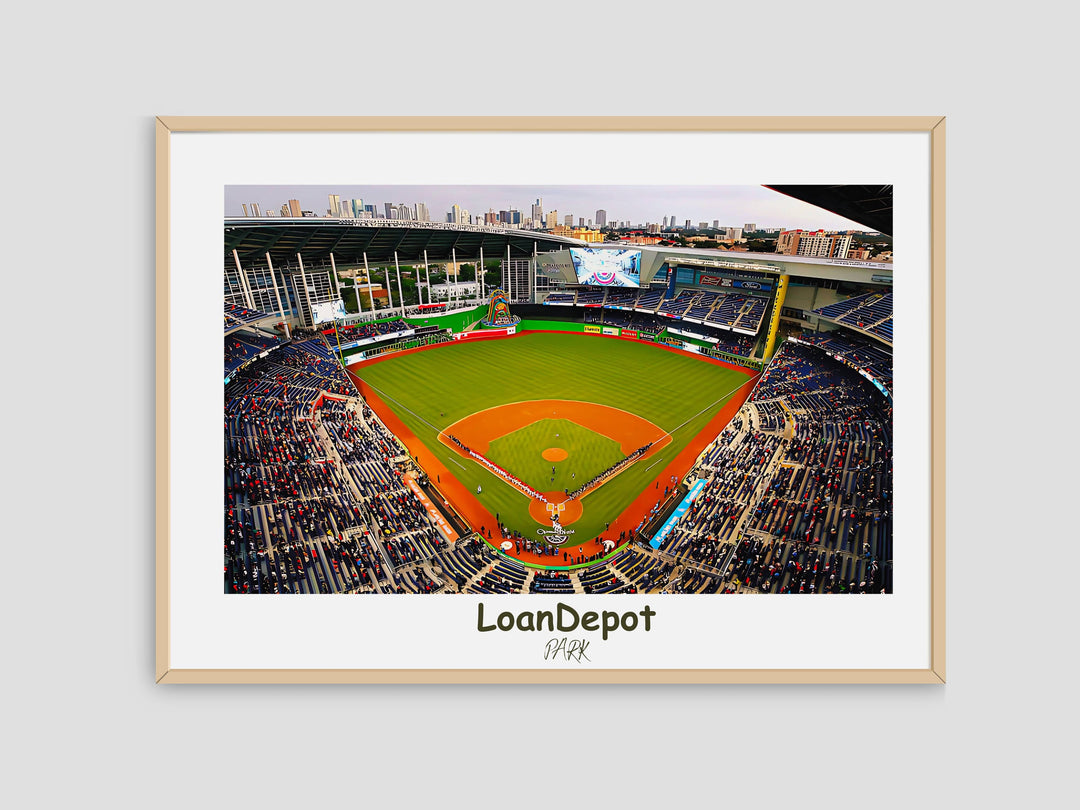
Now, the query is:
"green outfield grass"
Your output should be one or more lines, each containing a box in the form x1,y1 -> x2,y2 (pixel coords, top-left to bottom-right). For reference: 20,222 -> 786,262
486,418 -> 624,494
351,332 -> 750,543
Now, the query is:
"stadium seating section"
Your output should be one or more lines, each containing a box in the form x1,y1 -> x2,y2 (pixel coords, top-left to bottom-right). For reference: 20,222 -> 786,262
546,286 -> 770,343
225,329 -> 283,377
812,292 -> 893,344
225,302 -> 275,331
797,332 -> 893,391
654,340 -> 892,593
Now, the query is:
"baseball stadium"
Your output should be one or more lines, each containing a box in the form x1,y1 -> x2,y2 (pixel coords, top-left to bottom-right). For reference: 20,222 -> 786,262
225,187 -> 894,595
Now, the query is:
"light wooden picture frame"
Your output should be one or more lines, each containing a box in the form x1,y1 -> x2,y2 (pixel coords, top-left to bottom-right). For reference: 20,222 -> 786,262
157,116 -> 945,684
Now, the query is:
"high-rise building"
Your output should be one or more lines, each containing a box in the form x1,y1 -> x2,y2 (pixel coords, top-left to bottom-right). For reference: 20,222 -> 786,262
662,216 -> 668,229
385,202 -> 397,220
685,219 -> 691,229
242,204 -> 249,217
328,195 -> 341,217
288,199 -> 302,218
546,210 -> 558,229
713,220 -> 720,229
725,227 -> 743,241
532,198 -> 544,226
670,214 -> 676,229
281,204 -> 290,217
351,199 -> 364,218
415,202 -> 429,222
579,217 -> 585,227
595,209 -> 607,227
565,214 -> 574,227
775,229 -> 852,259
698,222 -> 708,230
745,223 -> 757,232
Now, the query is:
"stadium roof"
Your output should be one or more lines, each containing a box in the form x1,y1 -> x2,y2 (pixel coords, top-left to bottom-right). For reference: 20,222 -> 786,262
764,185 -> 893,236
225,218 -> 586,268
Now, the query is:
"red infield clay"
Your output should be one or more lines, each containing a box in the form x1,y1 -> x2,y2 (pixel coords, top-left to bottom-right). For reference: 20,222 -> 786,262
442,399 -> 668,456
528,493 -> 584,526
541,447 -> 568,462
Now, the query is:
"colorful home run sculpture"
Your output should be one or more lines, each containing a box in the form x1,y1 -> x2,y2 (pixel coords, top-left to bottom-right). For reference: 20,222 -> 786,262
480,289 -> 521,327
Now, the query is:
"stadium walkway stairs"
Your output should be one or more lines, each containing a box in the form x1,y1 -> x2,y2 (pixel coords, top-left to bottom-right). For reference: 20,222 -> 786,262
522,568 -> 536,593
571,574 -> 584,595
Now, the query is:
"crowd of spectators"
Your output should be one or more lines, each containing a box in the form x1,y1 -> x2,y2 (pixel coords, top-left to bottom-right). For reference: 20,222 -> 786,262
324,318 -> 411,343
224,330 -> 283,377
797,332 -> 893,391
582,302 -> 756,357
224,335 -> 457,595
648,338 -> 893,593
549,285 -> 769,349
567,443 -> 653,500
224,302 -> 274,330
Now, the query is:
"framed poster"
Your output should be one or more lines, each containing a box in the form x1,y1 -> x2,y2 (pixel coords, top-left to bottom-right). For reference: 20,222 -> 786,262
157,116 -> 945,683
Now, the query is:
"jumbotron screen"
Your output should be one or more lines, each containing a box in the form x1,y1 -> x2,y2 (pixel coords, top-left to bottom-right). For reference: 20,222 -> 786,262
310,299 -> 347,324
570,248 -> 642,287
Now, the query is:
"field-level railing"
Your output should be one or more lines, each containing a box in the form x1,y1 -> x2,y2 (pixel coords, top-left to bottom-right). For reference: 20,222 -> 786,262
349,330 -> 453,361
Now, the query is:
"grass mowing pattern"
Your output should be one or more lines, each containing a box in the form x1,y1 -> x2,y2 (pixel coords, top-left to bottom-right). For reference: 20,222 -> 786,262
352,332 -> 748,542
485,418 -> 624,494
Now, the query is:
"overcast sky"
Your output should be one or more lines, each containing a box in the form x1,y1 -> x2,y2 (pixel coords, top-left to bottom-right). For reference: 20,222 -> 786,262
225,185 -> 869,231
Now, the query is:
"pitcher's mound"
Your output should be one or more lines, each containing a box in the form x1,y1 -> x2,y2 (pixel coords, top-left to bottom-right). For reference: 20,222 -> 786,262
541,447 -> 569,462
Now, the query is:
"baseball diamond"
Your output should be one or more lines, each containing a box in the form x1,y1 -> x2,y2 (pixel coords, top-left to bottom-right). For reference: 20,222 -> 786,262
349,331 -> 756,565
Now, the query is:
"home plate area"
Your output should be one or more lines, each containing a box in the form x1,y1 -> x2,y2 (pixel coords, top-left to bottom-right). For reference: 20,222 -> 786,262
439,399 -> 670,536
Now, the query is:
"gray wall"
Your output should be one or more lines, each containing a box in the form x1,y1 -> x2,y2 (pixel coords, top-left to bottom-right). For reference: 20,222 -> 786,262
3,7 -> 1068,810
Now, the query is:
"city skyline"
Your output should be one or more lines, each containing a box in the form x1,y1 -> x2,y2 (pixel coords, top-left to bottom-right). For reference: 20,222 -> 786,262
225,185 -> 872,232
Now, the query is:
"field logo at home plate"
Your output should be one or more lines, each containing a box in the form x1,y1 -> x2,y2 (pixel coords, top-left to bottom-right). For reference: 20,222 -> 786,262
537,501 -> 575,547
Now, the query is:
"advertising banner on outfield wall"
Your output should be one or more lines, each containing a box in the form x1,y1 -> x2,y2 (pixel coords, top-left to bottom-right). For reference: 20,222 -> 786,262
583,324 -> 602,334
453,326 -> 517,341
602,326 -> 620,336
622,329 -> 638,339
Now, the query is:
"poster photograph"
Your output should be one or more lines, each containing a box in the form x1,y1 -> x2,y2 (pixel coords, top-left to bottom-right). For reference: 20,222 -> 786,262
158,117 -> 944,683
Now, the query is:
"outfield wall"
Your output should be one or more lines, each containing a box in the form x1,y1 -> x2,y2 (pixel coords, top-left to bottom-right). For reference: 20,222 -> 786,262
346,316 -> 762,373
404,304 -> 486,334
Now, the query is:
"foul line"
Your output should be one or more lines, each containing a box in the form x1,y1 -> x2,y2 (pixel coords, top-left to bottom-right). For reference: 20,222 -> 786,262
660,375 -> 759,441
644,456 -> 666,473
362,381 -> 481,475
361,381 -> 446,436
